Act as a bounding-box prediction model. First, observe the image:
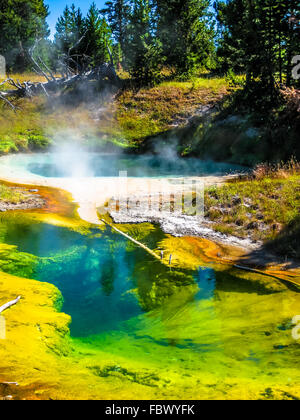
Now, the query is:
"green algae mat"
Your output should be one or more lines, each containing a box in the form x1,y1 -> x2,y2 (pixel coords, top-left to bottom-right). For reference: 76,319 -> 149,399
0,212 -> 300,400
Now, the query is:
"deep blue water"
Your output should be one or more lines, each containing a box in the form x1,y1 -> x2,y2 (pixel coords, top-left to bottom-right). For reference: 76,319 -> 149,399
2,219 -> 204,337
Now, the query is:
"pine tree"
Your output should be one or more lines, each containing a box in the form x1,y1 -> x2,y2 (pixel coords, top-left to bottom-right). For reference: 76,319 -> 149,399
215,0 -> 251,75
125,0 -> 163,84
101,0 -> 131,63
83,2 -> 113,66
54,4 -> 85,57
0,0 -> 50,70
215,0 -> 300,89
156,0 -> 215,76
285,0 -> 300,86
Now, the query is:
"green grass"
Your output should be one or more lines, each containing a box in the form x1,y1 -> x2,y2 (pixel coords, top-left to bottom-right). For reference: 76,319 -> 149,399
205,171 -> 300,258
0,183 -> 28,204
0,74 -> 230,152
109,77 -> 229,146
160,77 -> 229,92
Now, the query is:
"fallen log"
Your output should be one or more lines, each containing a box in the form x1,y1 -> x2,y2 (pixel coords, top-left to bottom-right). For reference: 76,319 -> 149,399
0,296 -> 21,314
0,38 -> 121,109
0,382 -> 18,386
100,218 -> 167,265
233,264 -> 300,286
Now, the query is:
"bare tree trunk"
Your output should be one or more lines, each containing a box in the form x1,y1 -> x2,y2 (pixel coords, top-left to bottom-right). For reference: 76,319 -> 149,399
0,296 -> 21,314
0,38 -> 121,109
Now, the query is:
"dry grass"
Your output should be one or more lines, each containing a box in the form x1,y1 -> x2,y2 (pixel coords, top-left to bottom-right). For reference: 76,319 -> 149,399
252,157 -> 300,180
281,87 -> 300,113
205,160 -> 300,257
112,77 -> 229,145
0,73 -> 46,88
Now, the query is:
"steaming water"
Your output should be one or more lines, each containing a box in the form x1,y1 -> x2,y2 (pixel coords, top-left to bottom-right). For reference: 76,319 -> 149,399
0,152 -> 246,178
1,152 -> 299,398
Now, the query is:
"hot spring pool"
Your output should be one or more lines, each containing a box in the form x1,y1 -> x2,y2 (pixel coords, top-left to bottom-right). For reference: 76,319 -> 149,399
0,152 -> 246,178
0,153 -> 299,399
1,216 -> 211,337
1,211 -> 300,400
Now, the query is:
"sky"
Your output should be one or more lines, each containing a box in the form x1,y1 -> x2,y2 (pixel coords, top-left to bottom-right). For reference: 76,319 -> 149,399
46,0 -> 107,39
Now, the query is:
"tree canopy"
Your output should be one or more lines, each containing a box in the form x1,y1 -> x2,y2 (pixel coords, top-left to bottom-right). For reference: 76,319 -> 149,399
0,0 -> 49,70
0,0 -> 299,91
215,0 -> 300,88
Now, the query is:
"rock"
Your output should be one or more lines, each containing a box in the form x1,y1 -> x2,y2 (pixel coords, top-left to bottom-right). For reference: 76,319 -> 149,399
272,223 -> 282,232
232,195 -> 241,205
243,197 -> 252,208
250,204 -> 259,210
247,221 -> 259,230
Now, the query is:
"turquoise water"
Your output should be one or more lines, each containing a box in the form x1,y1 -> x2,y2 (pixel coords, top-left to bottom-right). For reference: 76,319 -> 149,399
2,219 -> 200,337
2,215 -> 300,399
2,217 -> 296,340
1,154 -> 300,398
0,153 -> 246,178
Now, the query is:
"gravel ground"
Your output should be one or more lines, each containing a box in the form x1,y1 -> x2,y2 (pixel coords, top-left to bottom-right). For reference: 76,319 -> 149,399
109,193 -> 260,251
0,189 -> 45,212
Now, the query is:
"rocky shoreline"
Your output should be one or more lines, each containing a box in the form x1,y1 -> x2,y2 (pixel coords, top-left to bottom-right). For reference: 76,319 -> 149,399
111,210 -> 259,250
109,203 -> 300,276
0,188 -> 45,212
109,193 -> 261,251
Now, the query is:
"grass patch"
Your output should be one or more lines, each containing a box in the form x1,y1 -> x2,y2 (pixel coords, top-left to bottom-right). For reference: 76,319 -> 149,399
0,73 -> 230,152
0,73 -> 298,166
114,77 -> 229,146
205,161 -> 300,258
0,74 -> 229,154
0,183 -> 28,204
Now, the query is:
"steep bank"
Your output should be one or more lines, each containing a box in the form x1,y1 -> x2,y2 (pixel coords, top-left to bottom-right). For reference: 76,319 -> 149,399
204,169 -> 300,260
1,74 -> 298,168
0,75 -> 230,154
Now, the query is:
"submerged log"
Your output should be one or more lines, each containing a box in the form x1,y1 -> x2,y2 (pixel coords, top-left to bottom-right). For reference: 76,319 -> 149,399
100,218 -> 166,265
233,264 -> 299,285
0,296 -> 21,314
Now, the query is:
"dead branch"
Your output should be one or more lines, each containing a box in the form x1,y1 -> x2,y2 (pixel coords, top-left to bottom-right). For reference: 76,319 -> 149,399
0,382 -> 19,386
0,37 -> 121,108
0,92 -> 17,110
100,218 -> 165,265
28,41 -> 51,82
68,31 -> 87,58
37,56 -> 56,82
0,296 -> 21,314
107,46 -> 114,66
